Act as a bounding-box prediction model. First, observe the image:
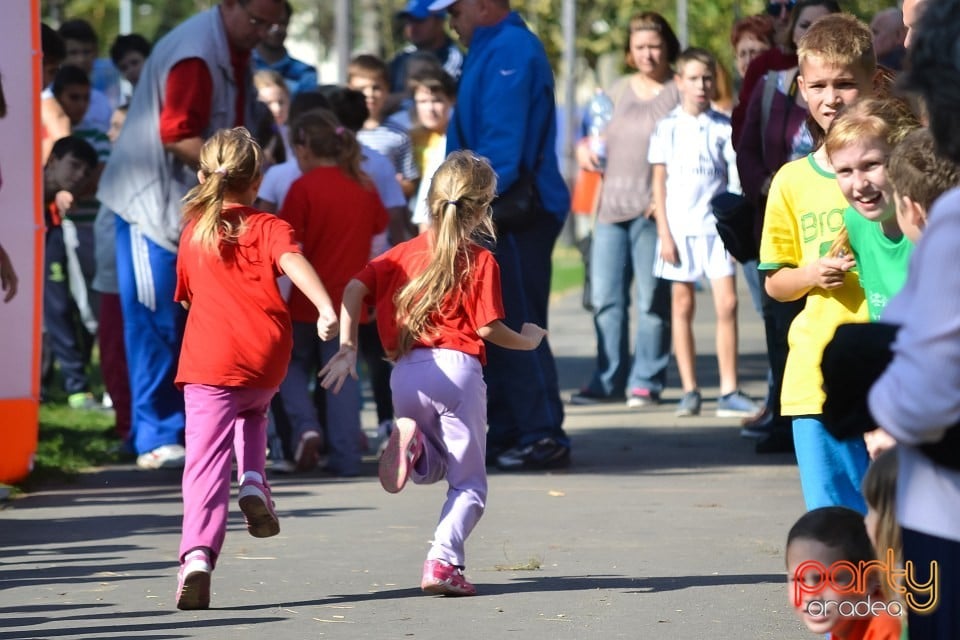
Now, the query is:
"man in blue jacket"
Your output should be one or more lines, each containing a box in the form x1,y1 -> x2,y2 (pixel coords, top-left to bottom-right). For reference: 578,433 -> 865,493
429,0 -> 571,470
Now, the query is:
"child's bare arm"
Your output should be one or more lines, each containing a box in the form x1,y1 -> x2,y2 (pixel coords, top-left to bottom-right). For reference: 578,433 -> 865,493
278,252 -> 338,341
764,255 -> 857,302
318,278 -> 369,393
651,164 -> 678,265
478,320 -> 547,351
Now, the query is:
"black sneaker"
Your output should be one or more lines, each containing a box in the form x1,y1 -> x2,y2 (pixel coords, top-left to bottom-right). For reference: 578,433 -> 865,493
755,427 -> 795,454
569,388 -> 624,405
740,406 -> 775,439
496,438 -> 571,471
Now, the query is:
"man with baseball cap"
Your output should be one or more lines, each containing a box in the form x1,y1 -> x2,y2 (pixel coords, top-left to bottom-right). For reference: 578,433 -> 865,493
430,0 -> 571,471
388,0 -> 463,93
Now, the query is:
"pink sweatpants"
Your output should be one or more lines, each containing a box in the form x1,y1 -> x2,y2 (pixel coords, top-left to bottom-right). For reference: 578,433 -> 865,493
391,348 -> 488,567
178,384 -> 276,565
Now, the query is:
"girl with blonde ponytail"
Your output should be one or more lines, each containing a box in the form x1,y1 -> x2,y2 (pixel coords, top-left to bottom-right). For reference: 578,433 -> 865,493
173,127 -> 338,610
320,151 -> 547,597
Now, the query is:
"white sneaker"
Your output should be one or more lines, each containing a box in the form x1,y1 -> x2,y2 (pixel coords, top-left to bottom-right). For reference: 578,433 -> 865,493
137,444 -> 186,470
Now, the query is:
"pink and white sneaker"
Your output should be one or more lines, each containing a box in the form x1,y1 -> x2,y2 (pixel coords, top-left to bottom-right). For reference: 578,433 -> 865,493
378,418 -> 423,494
238,480 -> 280,538
176,549 -> 212,610
420,559 -> 476,596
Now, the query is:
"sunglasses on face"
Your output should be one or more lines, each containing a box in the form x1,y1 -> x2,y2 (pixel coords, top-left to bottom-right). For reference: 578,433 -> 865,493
766,0 -> 797,16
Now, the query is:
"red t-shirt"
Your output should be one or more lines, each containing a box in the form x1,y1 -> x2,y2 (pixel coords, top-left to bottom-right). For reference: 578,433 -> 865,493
354,232 -> 505,365
279,166 -> 388,321
174,206 -> 301,389
159,47 -> 250,144
830,611 -> 902,640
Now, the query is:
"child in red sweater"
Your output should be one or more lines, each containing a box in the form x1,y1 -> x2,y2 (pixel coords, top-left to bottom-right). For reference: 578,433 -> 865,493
278,108 -> 388,476
173,127 -> 337,610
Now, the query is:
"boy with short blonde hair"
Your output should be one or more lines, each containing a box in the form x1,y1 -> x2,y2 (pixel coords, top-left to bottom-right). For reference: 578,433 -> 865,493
760,13 -> 879,512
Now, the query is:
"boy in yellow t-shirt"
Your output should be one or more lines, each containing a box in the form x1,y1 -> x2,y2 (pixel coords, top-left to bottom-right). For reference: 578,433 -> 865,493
759,14 -> 877,513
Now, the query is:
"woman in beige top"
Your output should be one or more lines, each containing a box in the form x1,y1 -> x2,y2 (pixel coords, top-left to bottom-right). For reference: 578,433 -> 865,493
571,12 -> 681,408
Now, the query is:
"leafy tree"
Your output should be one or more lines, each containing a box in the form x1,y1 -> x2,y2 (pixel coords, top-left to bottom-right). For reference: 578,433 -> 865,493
42,0 -> 894,83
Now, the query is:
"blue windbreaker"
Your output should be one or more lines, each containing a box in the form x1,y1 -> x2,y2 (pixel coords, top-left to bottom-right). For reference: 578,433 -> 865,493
446,12 -> 570,220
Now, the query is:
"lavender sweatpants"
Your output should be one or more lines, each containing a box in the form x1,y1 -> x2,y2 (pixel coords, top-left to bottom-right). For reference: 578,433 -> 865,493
179,384 -> 276,566
391,349 -> 488,567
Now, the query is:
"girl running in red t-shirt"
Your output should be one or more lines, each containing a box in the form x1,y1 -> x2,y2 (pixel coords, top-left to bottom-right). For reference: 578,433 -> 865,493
278,108 -> 388,476
173,127 -> 338,610
320,151 -> 547,596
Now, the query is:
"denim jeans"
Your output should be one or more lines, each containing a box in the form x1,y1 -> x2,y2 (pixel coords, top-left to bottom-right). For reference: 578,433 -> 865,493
587,215 -> 671,396
485,213 -> 566,452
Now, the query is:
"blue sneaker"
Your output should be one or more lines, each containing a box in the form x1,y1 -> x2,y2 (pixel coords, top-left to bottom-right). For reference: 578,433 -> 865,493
716,390 -> 760,418
675,390 -> 702,417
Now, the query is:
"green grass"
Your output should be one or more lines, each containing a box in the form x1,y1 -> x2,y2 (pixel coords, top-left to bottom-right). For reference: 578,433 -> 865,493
551,243 -> 586,296
11,358 -> 126,492
21,404 -> 125,490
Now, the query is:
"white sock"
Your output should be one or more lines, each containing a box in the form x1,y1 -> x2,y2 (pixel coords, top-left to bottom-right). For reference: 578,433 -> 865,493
240,470 -> 264,486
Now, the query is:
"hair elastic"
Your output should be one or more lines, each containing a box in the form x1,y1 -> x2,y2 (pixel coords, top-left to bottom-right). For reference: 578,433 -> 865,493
335,126 -> 345,136
212,167 -> 228,176
443,199 -> 459,208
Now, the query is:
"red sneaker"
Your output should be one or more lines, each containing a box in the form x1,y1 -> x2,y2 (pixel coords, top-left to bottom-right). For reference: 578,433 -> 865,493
176,549 -> 211,610
420,559 -> 476,596
378,418 -> 422,493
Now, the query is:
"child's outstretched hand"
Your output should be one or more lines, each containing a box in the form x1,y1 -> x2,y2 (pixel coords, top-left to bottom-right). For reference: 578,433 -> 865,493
812,254 -> 856,290
520,322 -> 548,350
318,346 -> 358,394
316,306 -> 339,342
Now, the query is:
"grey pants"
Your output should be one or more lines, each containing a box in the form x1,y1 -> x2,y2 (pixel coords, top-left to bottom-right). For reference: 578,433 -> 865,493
278,321 -> 362,476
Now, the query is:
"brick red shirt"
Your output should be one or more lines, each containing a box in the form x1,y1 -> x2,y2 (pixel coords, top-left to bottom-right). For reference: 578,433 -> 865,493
355,232 -> 505,365
174,206 -> 301,389
159,47 -> 250,144
279,166 -> 388,321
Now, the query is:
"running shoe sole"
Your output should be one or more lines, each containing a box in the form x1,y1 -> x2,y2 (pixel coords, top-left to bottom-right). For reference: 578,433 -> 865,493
379,418 -> 418,494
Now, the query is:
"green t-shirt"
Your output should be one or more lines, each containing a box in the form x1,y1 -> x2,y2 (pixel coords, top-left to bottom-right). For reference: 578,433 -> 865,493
843,207 -> 914,321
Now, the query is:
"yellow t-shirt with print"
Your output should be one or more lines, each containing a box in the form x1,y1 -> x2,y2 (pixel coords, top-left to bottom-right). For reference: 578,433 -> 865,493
759,154 -> 867,416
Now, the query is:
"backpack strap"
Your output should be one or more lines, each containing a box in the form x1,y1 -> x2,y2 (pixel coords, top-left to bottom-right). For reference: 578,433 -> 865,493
759,67 -> 798,166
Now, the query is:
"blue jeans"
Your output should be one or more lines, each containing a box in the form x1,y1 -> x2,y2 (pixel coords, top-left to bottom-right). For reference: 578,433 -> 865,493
485,213 -> 566,452
792,416 -> 868,513
587,216 -> 671,396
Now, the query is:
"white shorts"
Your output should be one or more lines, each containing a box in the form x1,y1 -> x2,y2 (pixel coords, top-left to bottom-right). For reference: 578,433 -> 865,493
653,234 -> 736,283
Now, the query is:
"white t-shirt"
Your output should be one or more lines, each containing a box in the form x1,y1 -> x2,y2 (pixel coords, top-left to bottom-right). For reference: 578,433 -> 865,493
647,106 -> 739,237
258,143 -> 405,212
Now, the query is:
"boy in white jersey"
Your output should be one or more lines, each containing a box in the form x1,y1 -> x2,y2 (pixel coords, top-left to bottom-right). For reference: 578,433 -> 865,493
649,46 -> 758,419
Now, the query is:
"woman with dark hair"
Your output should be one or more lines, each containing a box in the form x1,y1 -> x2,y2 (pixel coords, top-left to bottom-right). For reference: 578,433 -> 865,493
732,0 -> 841,145
571,12 -> 680,407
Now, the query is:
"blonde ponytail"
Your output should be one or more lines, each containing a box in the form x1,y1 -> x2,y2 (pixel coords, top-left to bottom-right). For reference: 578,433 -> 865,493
394,151 -> 497,356
181,127 -> 263,254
